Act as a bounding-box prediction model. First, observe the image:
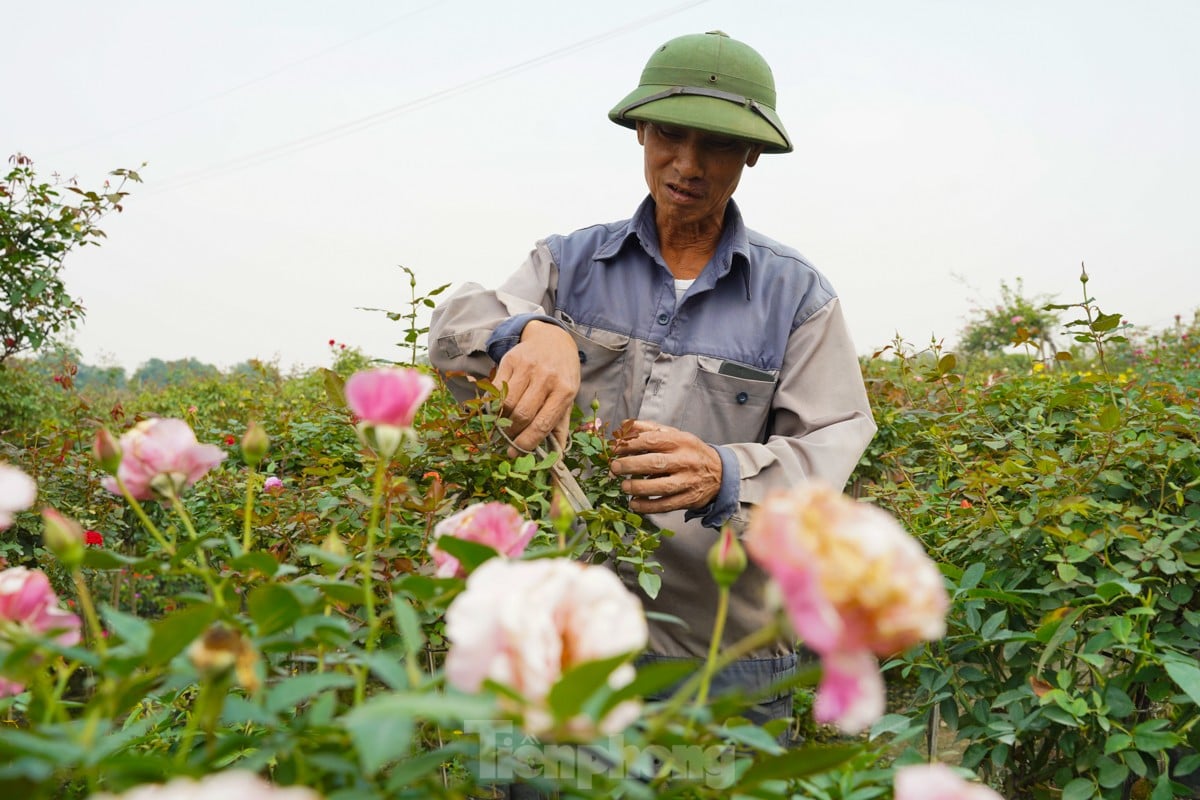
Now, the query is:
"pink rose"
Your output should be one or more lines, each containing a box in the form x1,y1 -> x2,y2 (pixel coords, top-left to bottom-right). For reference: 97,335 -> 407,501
262,476 -> 284,494
344,367 -> 435,428
0,463 -> 37,530
101,419 -> 226,501
445,558 -> 648,738
88,771 -> 323,799
745,483 -> 949,733
894,763 -> 1005,800
0,567 -> 82,646
812,650 -> 885,734
428,502 -> 537,578
0,566 -> 83,696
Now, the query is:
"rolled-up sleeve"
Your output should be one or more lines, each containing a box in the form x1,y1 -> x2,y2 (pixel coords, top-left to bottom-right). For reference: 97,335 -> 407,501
428,242 -> 561,399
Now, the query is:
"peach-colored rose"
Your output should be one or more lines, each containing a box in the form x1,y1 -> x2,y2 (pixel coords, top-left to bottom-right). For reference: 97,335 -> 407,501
445,558 -> 648,738
894,763 -> 1005,799
428,502 -> 537,578
745,483 -> 949,733
813,649 -> 885,734
101,419 -> 226,501
0,463 -> 37,530
88,770 -> 323,799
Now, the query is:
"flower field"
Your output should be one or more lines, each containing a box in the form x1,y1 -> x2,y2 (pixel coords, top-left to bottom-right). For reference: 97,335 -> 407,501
1,286 -> 1198,799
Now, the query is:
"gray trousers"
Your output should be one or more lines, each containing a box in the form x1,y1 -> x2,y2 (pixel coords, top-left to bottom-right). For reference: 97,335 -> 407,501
636,650 -> 800,726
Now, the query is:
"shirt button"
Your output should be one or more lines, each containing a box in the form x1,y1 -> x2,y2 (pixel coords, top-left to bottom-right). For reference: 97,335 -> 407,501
578,350 -> 587,364
736,392 -> 749,404
656,313 -> 670,325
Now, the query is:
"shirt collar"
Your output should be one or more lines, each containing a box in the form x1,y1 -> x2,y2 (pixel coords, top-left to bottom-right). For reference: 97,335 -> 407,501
593,196 -> 752,280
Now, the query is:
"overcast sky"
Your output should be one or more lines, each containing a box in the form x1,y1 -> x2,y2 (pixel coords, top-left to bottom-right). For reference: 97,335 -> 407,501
6,0 -> 1198,373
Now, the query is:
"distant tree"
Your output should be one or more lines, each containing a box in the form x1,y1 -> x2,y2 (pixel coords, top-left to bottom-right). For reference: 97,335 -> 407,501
1,154 -> 140,364
131,358 -> 220,388
229,358 -> 281,382
76,362 -> 127,392
958,279 -> 1060,362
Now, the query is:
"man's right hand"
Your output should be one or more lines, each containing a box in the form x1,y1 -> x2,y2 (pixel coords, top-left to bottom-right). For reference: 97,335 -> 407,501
492,320 -> 580,454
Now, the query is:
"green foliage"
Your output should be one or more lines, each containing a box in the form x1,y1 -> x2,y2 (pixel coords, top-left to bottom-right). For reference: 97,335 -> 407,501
0,331 -> 704,797
6,261 -> 1196,798
130,357 -> 221,388
1,154 -> 140,362
859,278 -> 1200,798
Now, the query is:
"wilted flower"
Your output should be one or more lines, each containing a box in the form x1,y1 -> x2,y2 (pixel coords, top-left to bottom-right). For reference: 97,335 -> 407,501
745,483 -> 949,734
428,502 -> 537,578
88,771 -> 323,800
445,558 -> 648,738
344,368 -> 435,458
101,419 -> 226,501
0,566 -> 83,696
188,624 -> 261,693
894,763 -> 1004,800
320,530 -> 347,559
0,464 -> 37,531
262,476 -> 284,495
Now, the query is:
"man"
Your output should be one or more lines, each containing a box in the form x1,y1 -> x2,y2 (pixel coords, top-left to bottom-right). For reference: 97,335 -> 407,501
429,31 -> 876,725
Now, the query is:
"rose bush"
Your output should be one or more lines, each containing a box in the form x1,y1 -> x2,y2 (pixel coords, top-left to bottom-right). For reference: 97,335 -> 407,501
0,351 -> 984,798
54,273 -> 1200,797
856,283 -> 1200,798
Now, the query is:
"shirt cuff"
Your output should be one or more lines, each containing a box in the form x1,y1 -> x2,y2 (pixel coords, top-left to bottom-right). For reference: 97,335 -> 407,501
684,445 -> 741,529
485,313 -> 563,363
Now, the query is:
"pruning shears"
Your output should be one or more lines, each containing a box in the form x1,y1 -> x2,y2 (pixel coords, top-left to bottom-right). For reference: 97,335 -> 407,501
497,427 -> 593,514
535,435 -> 593,514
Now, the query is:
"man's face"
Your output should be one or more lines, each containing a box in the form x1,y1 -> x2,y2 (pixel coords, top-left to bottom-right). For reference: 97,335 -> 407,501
637,121 -> 763,229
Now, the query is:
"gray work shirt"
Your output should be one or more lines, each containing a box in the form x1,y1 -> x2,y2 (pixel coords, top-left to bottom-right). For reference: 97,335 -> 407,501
429,196 -> 876,658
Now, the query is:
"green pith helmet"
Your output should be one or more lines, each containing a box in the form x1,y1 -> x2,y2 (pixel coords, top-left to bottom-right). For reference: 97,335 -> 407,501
608,30 -> 792,154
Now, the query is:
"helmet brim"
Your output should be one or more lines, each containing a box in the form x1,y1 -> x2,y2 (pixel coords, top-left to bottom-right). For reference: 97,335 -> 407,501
608,87 -> 792,154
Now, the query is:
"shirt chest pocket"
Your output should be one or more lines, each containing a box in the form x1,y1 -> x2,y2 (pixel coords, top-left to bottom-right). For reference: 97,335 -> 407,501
558,316 -> 631,420
680,358 -> 777,445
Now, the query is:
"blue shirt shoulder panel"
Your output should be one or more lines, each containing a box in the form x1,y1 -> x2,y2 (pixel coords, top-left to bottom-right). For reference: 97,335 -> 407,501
542,198 -> 838,372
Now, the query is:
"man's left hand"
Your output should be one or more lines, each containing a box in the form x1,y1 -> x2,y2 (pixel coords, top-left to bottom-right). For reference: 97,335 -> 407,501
609,419 -> 722,514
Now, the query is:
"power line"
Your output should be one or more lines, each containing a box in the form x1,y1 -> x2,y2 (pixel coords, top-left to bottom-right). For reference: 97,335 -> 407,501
147,0 -> 710,195
46,1 -> 450,157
